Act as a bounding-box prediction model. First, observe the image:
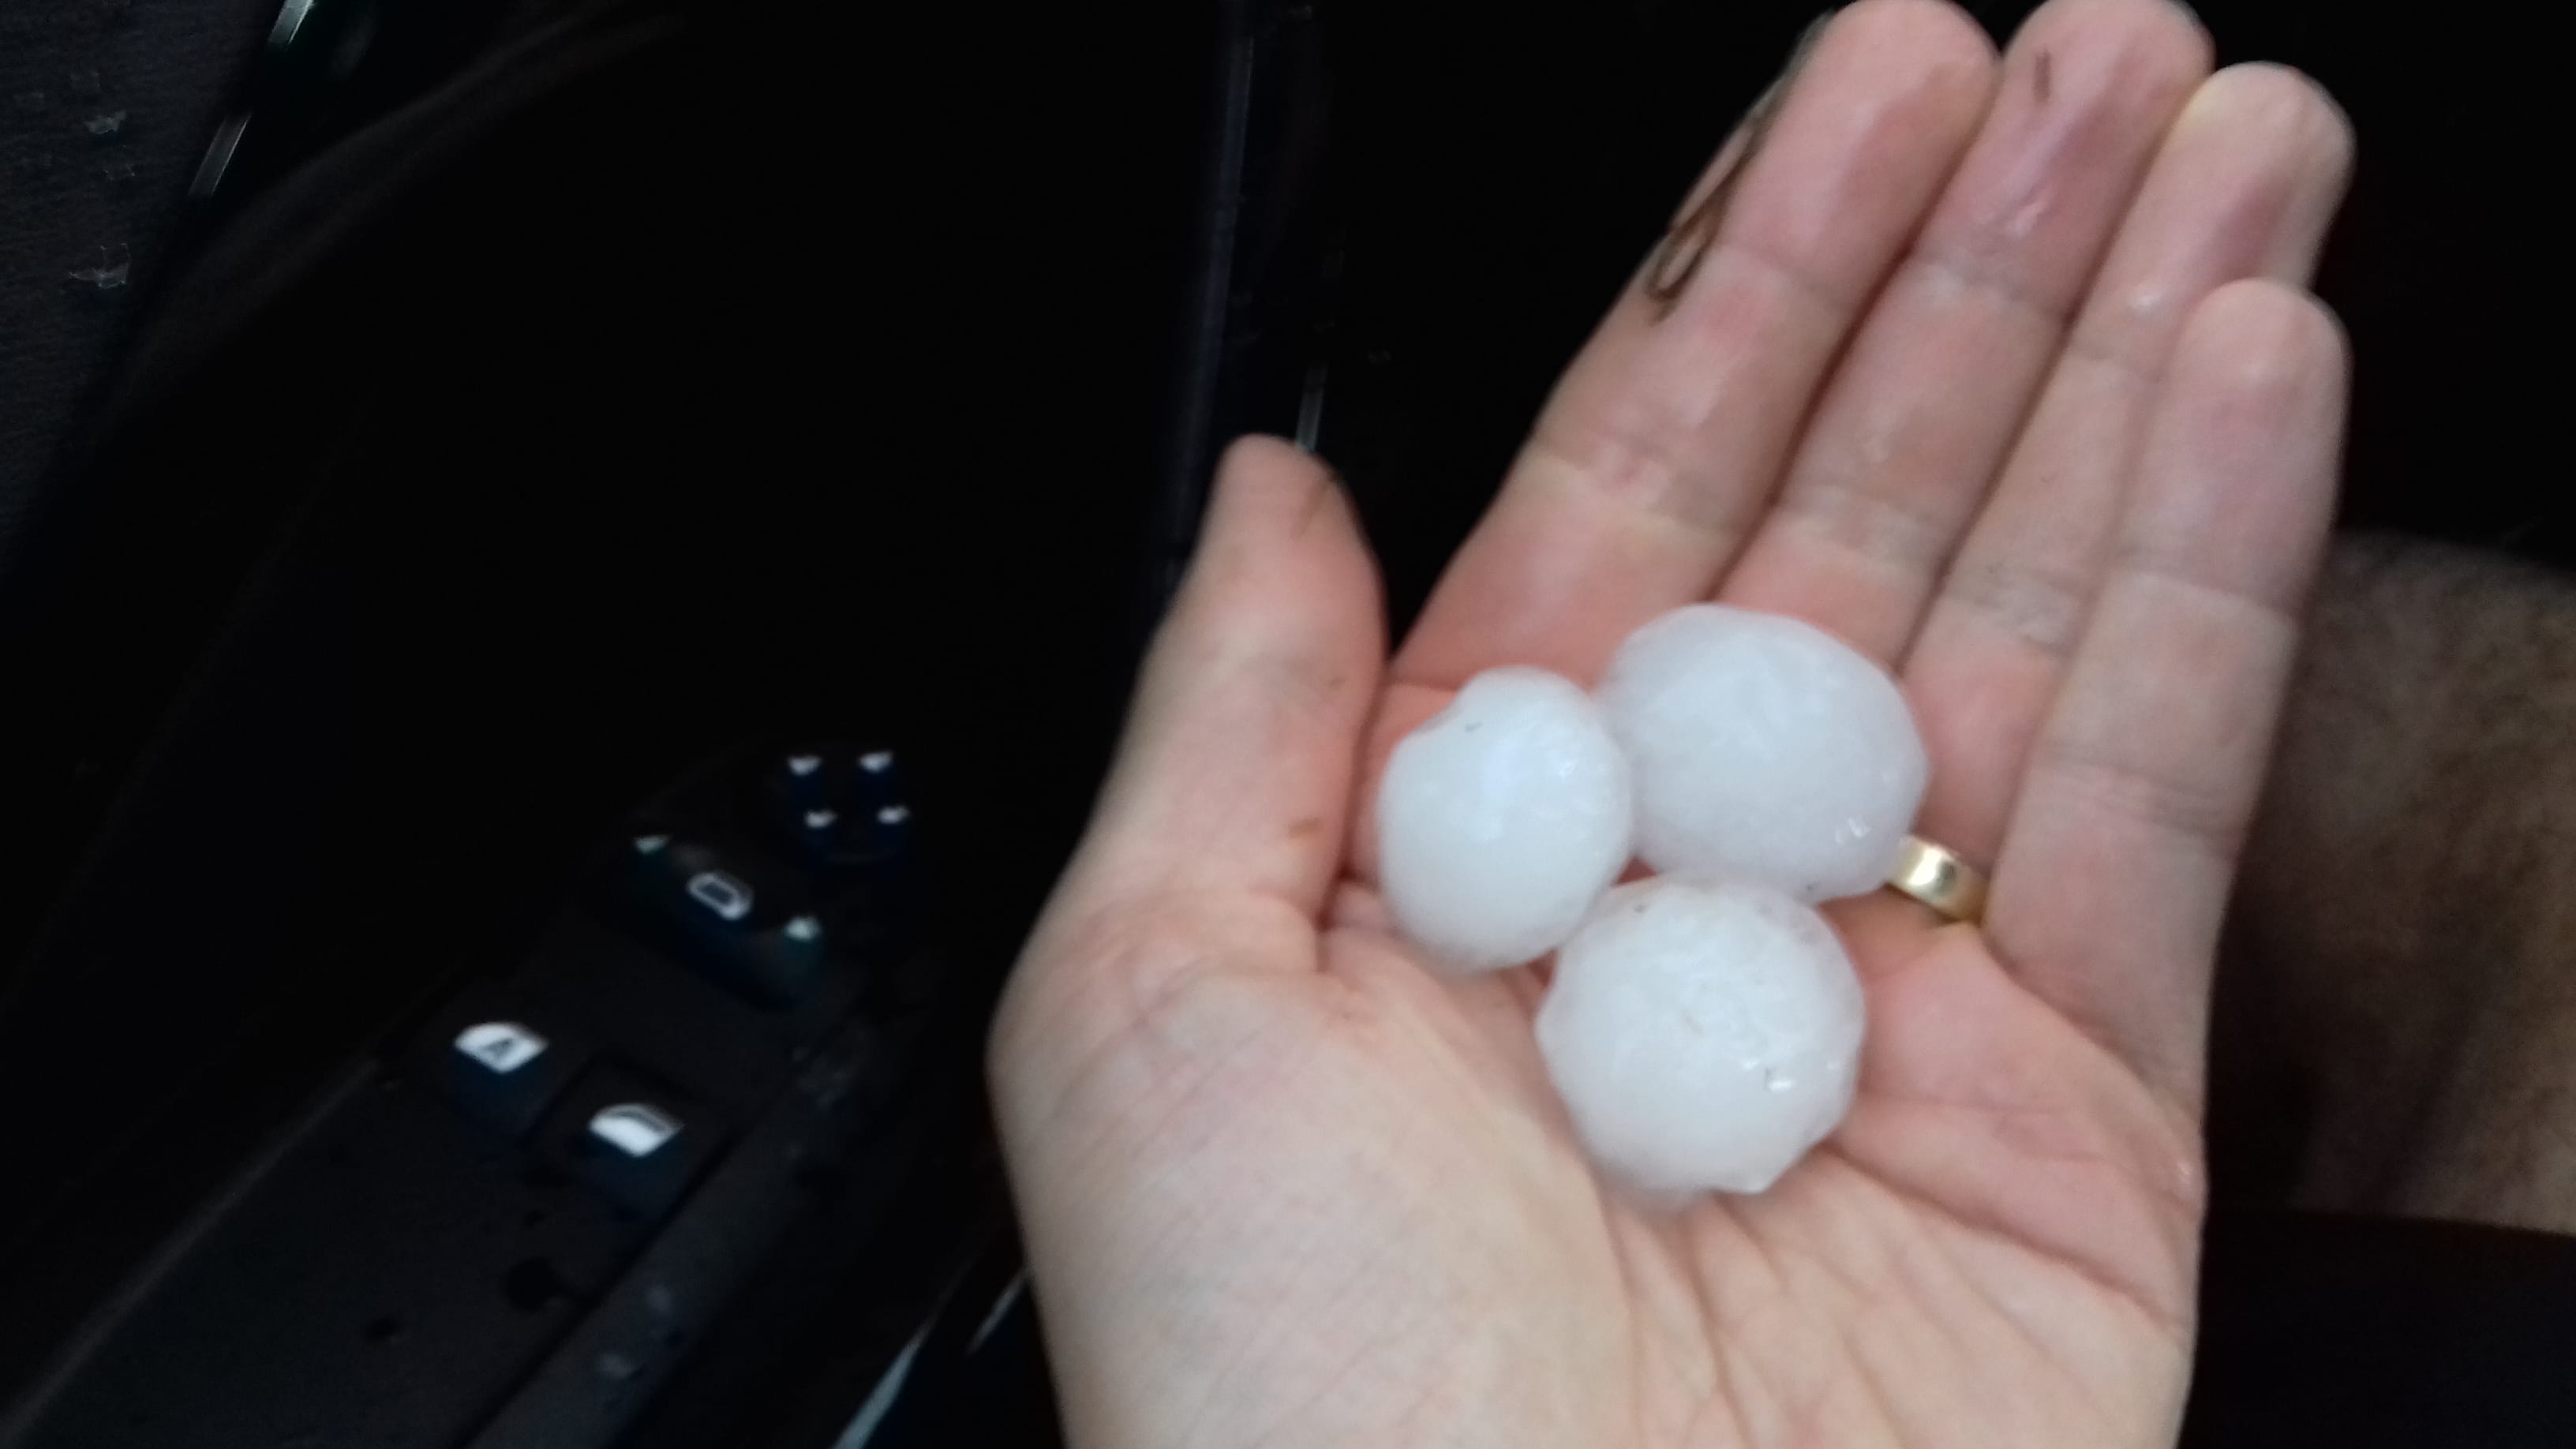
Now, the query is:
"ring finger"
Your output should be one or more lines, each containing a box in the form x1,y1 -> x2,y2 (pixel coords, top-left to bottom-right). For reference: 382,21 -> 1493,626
1901,62 -> 2357,868
1716,0 -> 2213,659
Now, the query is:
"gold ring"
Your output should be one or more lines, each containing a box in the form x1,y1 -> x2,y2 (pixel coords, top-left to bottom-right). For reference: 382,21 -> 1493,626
1884,836 -> 1988,924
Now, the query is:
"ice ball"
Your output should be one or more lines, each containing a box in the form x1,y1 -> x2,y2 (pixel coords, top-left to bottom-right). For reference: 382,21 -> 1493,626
1597,604 -> 1926,902
1536,877 -> 1864,1196
1376,667 -> 1634,972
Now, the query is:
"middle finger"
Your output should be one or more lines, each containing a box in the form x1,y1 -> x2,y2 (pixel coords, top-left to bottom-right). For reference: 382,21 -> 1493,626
1716,0 -> 2212,658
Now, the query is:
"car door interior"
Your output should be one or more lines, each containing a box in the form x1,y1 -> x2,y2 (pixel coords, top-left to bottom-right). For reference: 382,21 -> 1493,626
0,0 -> 1299,1443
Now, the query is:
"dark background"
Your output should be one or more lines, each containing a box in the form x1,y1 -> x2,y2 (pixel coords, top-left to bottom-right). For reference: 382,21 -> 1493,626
0,0 -> 2561,1441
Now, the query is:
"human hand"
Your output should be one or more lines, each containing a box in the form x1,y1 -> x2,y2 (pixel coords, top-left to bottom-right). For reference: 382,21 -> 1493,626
990,2 -> 2354,1445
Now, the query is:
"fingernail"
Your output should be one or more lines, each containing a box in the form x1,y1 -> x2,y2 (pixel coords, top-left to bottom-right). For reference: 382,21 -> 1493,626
1642,10 -> 1834,314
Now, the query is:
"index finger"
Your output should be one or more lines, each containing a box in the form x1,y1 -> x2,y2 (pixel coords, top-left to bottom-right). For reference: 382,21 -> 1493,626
1391,0 -> 1998,695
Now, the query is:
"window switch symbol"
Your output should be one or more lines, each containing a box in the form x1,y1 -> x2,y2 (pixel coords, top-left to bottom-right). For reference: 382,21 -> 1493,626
589,1103 -> 684,1159
455,1021 -> 549,1075
550,1072 -> 724,1218
420,1005 -> 586,1139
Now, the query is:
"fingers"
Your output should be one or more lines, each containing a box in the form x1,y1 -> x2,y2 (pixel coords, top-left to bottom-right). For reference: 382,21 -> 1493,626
1986,280 -> 2349,1113
1904,63 -> 2356,863
1049,438 -> 1384,927
1351,0 -> 1997,881
1392,0 -> 1998,692
1717,0 -> 2211,657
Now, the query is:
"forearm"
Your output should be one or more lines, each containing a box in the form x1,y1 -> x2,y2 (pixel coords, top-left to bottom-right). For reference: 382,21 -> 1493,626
2215,532 -> 2576,1224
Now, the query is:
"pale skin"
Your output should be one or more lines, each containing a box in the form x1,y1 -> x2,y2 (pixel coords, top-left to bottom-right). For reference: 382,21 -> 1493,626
990,1 -> 2357,1444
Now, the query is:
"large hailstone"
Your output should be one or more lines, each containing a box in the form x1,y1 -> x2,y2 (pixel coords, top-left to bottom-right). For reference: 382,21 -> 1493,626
1376,667 -> 1634,972
1536,877 -> 1864,1196
1597,604 -> 1926,903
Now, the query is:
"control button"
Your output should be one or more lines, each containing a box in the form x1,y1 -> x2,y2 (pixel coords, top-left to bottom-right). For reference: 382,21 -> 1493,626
766,747 -> 841,817
587,1102 -> 684,1158
455,1020 -> 549,1074
683,869 -> 754,923
624,836 -> 770,925
620,837 -> 829,1009
410,995 -> 590,1139
724,913 -> 829,1007
756,741 -> 911,871
852,801 -> 913,861
848,748 -> 905,814
787,806 -> 842,863
545,1066 -> 726,1220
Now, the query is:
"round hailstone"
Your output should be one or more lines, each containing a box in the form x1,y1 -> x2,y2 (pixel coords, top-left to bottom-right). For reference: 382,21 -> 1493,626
1536,877 -> 1864,1196
1376,666 -> 1634,972
1597,603 -> 1926,903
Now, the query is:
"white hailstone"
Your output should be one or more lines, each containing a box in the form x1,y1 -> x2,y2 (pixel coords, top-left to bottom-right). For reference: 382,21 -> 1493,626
1597,603 -> 1926,903
1376,666 -> 1635,972
1536,877 -> 1864,1196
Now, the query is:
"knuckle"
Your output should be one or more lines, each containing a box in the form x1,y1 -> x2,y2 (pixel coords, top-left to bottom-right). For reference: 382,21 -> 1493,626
2037,739 -> 2248,863
2054,0 -> 2215,87
1943,552 -> 2095,659
1776,467 -> 1956,575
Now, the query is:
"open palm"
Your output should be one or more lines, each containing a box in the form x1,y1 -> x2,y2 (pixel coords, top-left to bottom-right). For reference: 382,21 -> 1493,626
991,2 -> 2355,1445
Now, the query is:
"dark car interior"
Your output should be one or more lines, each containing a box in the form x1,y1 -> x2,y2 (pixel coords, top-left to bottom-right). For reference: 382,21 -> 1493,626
0,0 -> 2562,1445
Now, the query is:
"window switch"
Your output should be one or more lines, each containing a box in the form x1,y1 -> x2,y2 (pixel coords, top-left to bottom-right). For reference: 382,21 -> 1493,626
407,991 -> 591,1139
540,1064 -> 728,1222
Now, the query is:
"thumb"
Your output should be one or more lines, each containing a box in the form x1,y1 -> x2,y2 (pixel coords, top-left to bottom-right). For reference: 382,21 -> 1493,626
1050,436 -> 1385,925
